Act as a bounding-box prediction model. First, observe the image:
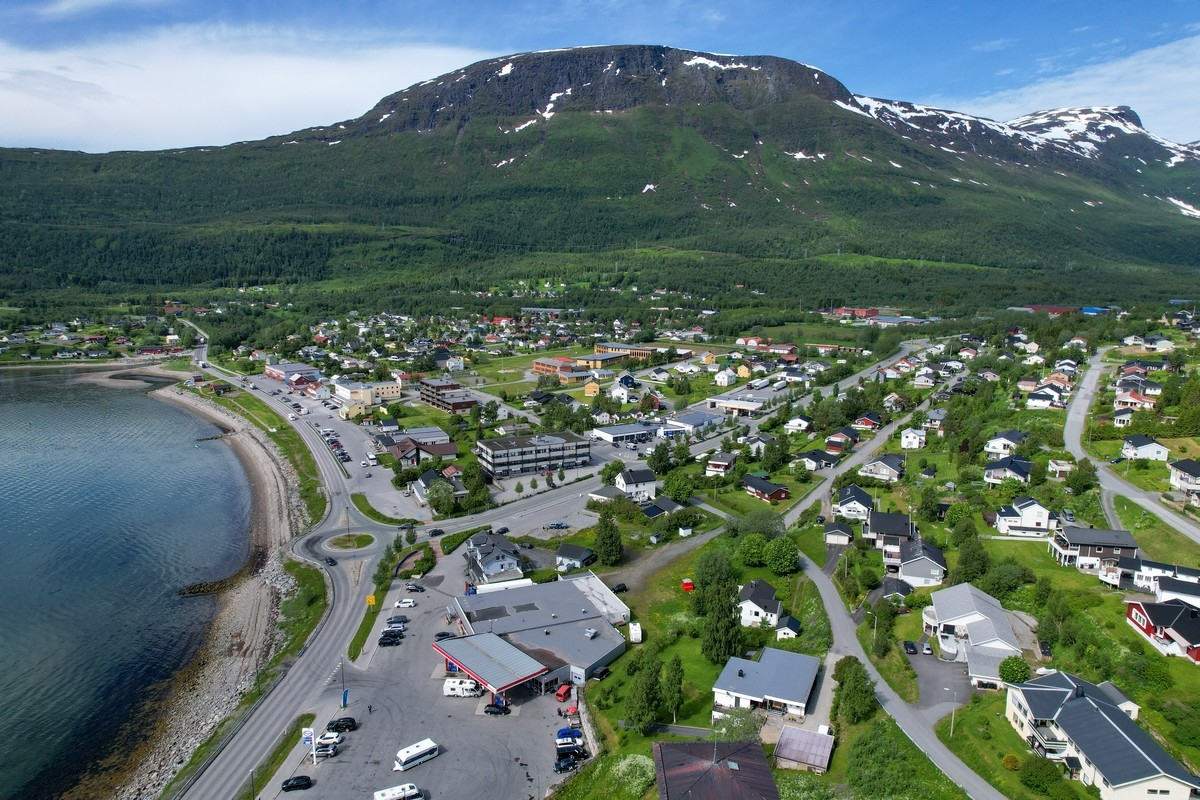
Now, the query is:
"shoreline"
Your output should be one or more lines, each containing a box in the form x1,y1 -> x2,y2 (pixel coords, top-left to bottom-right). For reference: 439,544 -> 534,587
60,368 -> 307,800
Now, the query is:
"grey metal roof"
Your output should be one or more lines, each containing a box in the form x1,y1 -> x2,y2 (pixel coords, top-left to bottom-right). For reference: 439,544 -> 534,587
713,648 -> 819,708
433,632 -> 548,693
653,741 -> 780,800
1014,672 -> 1200,790
1059,526 -> 1139,548
773,725 -> 834,772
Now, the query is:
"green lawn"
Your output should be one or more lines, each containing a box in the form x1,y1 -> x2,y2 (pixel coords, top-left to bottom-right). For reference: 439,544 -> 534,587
1112,496 -> 1200,567
858,623 -> 919,703
936,693 -> 1089,800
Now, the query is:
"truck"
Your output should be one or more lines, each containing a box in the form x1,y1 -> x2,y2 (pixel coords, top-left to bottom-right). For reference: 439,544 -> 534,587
442,677 -> 483,697
366,453 -> 379,466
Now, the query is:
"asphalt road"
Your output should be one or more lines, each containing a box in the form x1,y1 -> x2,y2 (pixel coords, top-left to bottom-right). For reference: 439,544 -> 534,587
177,333 -> 993,799
1064,347 -> 1200,545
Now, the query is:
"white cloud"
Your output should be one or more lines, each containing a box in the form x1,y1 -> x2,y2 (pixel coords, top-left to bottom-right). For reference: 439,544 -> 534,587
0,26 -> 494,152
938,34 -> 1200,143
971,38 -> 1014,53
37,0 -> 169,18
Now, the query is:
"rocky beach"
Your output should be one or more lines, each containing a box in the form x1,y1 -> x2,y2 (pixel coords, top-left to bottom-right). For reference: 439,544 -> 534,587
62,368 -> 309,800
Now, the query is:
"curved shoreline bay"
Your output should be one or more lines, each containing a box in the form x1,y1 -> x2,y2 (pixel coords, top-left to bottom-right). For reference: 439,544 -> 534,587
0,369 -> 303,800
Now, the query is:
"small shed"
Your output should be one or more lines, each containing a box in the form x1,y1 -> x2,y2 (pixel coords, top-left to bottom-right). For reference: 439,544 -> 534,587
681,578 -> 695,592
773,724 -> 835,774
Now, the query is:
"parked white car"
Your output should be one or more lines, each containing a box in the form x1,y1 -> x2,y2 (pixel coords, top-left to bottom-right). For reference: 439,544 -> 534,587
395,598 -> 417,608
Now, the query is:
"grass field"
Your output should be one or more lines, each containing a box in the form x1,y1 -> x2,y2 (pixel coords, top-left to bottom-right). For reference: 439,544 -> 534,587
1113,496 -> 1200,566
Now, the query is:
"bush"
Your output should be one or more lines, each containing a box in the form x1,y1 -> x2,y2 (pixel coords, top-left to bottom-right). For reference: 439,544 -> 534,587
1002,754 -> 1021,771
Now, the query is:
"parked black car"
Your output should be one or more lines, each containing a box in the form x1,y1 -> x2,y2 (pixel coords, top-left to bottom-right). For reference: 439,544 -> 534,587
902,641 -> 918,655
1039,640 -> 1052,658
611,583 -> 628,594
483,703 -> 511,716
434,631 -> 456,641
281,776 -> 313,791
494,526 -> 509,535
326,717 -> 357,732
377,636 -> 402,647
552,756 -> 578,773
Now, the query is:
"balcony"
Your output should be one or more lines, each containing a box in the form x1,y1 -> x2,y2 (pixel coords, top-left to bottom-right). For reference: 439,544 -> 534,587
1028,723 -> 1069,756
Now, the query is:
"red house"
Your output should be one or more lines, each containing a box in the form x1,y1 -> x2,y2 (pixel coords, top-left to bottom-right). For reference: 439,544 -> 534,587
743,475 -> 790,502
1126,598 -> 1200,663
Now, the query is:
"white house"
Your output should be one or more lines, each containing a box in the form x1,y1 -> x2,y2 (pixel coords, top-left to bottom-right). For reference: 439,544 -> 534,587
897,540 -> 946,587
783,415 -> 814,434
1168,459 -> 1200,497
858,453 -> 905,483
713,368 -> 737,387
712,648 -> 820,720
832,484 -> 873,520
984,429 -> 1027,456
900,428 -> 926,450
1005,671 -> 1200,800
615,468 -> 657,501
1113,408 -> 1135,428
994,496 -> 1056,535
1121,434 -> 1169,461
737,579 -> 783,628
922,584 -> 1021,687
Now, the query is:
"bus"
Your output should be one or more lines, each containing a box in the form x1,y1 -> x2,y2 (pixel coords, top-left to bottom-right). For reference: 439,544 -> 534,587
393,738 -> 439,771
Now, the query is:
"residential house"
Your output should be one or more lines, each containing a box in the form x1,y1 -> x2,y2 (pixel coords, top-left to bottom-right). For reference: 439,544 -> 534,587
995,496 -> 1057,536
793,450 -> 838,472
783,414 -> 814,434
1125,597 -> 1200,664
824,427 -> 859,455
898,540 -> 947,587
712,647 -> 820,720
862,510 -> 915,549
412,468 -> 468,506
985,429 -> 1027,456
1005,671 -> 1200,800
832,484 -> 873,520
738,579 -> 783,628
713,368 -> 738,387
923,583 -> 1021,687
615,468 -> 657,502
984,455 -> 1033,485
1112,408 -> 1135,428
900,428 -> 927,450
652,741 -> 781,800
1121,434 -> 1169,461
924,407 -> 948,437
1114,391 -> 1156,411
463,531 -> 524,585
851,411 -> 883,431
1049,526 -> 1139,570
858,453 -> 905,483
1168,459 -> 1200,498
741,433 -> 775,457
556,543 -> 597,571
1025,389 -> 1062,410
743,475 -> 790,502
706,452 -> 738,478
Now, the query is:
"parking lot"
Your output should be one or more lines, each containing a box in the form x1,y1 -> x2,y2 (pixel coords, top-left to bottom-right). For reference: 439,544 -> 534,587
270,575 -> 574,799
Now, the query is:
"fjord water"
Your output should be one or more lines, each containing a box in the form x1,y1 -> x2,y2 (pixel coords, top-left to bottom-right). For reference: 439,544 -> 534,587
0,371 -> 251,800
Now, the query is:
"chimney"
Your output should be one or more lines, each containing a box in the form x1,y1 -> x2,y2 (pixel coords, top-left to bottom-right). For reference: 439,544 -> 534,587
737,669 -> 744,678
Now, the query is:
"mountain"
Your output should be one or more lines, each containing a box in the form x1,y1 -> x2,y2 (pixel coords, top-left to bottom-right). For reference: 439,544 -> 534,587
2,44 -> 1199,317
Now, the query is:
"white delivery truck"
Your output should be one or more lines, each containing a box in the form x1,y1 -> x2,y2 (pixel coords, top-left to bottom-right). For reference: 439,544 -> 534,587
442,677 -> 482,697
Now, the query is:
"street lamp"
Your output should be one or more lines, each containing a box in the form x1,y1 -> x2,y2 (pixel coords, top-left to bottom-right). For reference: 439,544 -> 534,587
944,686 -> 958,737
864,607 -> 878,648
340,656 -> 346,708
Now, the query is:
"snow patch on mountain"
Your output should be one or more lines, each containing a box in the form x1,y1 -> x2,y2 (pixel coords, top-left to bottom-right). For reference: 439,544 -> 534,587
684,56 -> 751,70
1167,197 -> 1200,218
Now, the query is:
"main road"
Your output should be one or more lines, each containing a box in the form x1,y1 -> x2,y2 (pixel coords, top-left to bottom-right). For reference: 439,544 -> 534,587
176,333 -> 982,798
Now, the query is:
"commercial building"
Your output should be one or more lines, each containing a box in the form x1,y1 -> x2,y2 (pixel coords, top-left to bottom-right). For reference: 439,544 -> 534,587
418,377 -> 477,414
473,431 -> 590,478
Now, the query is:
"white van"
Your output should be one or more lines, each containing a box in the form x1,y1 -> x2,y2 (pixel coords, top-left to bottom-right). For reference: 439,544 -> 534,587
393,738 -> 439,771
443,677 -> 482,697
287,413 -> 297,421
374,783 -> 426,800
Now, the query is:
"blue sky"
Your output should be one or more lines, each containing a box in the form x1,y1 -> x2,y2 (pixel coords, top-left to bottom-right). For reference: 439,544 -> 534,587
1,0 -> 1198,152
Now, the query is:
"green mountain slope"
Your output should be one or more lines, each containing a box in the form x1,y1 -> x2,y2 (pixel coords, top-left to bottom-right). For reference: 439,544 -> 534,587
1,44 -> 1198,312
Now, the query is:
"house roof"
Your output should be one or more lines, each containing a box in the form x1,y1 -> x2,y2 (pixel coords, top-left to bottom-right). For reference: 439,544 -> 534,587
738,580 -> 779,612
836,484 -> 872,508
775,615 -> 801,634
1059,526 -> 1138,549
900,539 -> 946,569
984,455 -> 1033,479
1124,434 -> 1160,448
652,740 -> 780,800
772,726 -> 834,772
880,577 -> 914,598
1013,671 -> 1200,790
643,496 -> 684,518
989,429 -> 1027,445
930,583 -> 1019,653
620,467 -> 657,485
1170,458 -> 1200,478
824,521 -> 854,537
1137,599 -> 1200,646
713,648 -> 820,708
556,543 -> 595,562
866,510 -> 913,538
867,453 -> 905,472
743,474 -> 786,495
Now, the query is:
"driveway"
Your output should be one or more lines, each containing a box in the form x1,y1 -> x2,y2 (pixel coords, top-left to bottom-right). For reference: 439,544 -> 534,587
908,644 -> 973,721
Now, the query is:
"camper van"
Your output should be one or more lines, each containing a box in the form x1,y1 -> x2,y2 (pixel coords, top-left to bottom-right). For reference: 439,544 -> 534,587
393,739 -> 440,771
442,677 -> 482,697
374,783 -> 426,800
